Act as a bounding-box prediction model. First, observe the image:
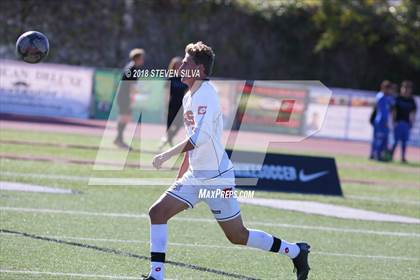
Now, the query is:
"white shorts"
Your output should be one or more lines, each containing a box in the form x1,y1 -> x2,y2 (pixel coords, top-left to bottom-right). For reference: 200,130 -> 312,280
166,169 -> 241,221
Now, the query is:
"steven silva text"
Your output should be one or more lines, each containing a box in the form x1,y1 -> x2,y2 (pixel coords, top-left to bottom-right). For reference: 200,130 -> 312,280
198,188 -> 255,199
132,69 -> 200,78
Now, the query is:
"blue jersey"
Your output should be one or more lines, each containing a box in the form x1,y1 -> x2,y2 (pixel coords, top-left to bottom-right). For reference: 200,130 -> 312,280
374,92 -> 394,127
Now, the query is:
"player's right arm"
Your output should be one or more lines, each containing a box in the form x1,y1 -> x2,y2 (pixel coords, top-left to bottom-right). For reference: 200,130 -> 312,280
152,137 -> 195,169
409,98 -> 417,127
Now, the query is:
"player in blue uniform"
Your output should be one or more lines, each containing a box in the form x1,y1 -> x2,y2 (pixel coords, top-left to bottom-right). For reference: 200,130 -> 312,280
391,81 -> 417,163
370,80 -> 393,161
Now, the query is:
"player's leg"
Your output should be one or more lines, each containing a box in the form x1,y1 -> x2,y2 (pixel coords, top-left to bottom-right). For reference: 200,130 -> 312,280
160,102 -> 182,150
401,139 -> 407,162
383,126 -> 389,159
206,178 -> 310,280
391,123 -> 400,160
115,113 -> 131,148
159,108 -> 174,150
400,122 -> 410,162
144,172 -> 200,280
217,215 -> 297,255
166,102 -> 178,146
167,114 -> 183,146
375,127 -> 387,160
370,128 -> 376,159
217,215 -> 310,280
144,193 -> 189,280
372,125 -> 381,159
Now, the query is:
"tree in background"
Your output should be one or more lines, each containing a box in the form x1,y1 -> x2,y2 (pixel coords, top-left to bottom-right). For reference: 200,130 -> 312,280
313,0 -> 420,90
0,0 -> 418,92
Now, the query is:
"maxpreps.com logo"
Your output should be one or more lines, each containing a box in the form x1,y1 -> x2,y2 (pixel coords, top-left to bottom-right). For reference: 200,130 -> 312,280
234,163 -> 329,182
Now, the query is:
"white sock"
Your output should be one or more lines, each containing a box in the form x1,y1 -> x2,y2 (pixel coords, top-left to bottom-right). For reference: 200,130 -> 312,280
151,262 -> 164,280
150,224 -> 168,280
246,229 -> 274,251
246,229 -> 300,259
279,240 -> 300,259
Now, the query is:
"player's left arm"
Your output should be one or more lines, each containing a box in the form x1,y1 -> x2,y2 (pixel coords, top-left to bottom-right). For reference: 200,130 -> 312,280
391,102 -> 396,124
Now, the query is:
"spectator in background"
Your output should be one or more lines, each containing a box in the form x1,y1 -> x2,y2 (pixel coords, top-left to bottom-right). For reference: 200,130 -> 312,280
159,57 -> 188,150
370,80 -> 393,161
391,80 -> 417,163
114,48 -> 145,149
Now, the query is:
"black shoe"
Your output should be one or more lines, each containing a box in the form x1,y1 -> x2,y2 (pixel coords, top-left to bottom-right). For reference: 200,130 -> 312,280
114,139 -> 132,150
292,242 -> 311,280
141,275 -> 157,280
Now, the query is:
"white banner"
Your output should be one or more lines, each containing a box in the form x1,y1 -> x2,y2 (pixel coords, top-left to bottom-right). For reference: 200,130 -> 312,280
0,59 -> 94,119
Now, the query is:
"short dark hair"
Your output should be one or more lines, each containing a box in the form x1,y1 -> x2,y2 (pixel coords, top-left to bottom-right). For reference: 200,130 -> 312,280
380,80 -> 391,91
401,80 -> 413,89
185,41 -> 215,76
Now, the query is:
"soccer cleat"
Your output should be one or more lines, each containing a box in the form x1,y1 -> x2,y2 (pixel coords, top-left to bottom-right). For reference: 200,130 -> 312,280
114,139 -> 132,150
140,274 -> 157,280
292,242 -> 311,280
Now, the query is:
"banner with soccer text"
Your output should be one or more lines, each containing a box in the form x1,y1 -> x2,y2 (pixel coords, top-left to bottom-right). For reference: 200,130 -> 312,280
0,59 -> 94,119
226,149 -> 343,196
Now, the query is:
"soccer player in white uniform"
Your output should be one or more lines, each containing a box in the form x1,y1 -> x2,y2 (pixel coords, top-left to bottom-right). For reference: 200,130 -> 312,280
143,42 -> 310,280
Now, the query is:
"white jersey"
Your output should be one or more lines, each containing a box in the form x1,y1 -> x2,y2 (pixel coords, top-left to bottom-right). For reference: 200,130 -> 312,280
183,81 -> 233,178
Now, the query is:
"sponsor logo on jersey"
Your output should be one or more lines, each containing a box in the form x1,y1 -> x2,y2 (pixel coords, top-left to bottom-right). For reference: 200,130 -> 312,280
183,110 -> 195,126
198,105 -> 207,115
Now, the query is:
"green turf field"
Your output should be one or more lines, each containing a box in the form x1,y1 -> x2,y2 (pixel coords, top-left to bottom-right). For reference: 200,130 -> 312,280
1,128 -> 419,280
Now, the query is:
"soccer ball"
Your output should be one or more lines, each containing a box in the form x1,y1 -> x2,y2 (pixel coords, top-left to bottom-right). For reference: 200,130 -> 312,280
16,31 -> 49,63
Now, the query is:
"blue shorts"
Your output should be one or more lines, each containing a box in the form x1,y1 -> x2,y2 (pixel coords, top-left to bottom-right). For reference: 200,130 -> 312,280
394,122 -> 410,143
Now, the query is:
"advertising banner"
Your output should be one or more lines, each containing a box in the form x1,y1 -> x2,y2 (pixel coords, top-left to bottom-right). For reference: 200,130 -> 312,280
93,69 -> 121,119
235,81 -> 308,135
0,59 -> 94,119
305,89 -> 350,138
227,149 -> 342,196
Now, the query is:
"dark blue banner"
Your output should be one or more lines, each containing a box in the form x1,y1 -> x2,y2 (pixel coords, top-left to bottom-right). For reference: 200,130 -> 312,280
226,150 -> 342,196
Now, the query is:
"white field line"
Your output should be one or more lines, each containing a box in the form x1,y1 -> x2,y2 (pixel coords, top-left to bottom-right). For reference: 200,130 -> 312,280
346,195 -> 420,206
3,171 -> 420,204
3,172 -> 420,205
1,171 -> 89,182
0,269 -> 139,279
1,206 -> 419,238
0,172 -> 253,186
1,232 -> 418,262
